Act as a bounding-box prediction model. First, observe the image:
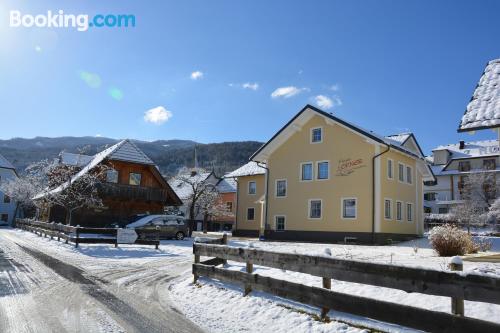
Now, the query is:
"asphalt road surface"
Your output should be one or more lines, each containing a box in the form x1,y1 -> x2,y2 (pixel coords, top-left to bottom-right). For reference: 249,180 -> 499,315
0,228 -> 203,333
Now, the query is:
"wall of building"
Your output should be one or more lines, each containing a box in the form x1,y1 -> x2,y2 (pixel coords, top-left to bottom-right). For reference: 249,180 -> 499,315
234,174 -> 265,236
0,168 -> 18,225
379,150 -> 420,235
265,115 -> 374,234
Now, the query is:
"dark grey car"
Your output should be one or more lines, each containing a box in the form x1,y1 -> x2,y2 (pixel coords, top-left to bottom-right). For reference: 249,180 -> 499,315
132,215 -> 189,240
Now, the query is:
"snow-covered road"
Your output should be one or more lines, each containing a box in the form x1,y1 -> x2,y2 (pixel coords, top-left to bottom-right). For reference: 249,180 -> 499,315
0,228 -> 202,333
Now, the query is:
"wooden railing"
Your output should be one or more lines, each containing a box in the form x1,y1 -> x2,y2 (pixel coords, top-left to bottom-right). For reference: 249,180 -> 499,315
16,219 -> 160,249
97,183 -> 170,202
193,242 -> 500,333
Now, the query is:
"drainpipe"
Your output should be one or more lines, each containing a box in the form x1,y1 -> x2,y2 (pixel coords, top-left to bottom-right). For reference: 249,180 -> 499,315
255,161 -> 269,238
234,178 -> 239,232
372,143 -> 390,244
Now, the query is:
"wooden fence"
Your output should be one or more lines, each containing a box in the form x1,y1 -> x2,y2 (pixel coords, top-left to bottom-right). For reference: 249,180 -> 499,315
193,241 -> 500,333
16,219 -> 160,249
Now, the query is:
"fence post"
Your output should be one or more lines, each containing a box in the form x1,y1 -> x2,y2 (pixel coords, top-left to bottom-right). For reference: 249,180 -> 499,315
75,227 -> 80,248
244,261 -> 253,296
222,233 -> 228,265
321,277 -> 332,319
114,228 -> 119,248
155,226 -> 160,250
50,222 -> 54,240
193,245 -> 200,283
57,223 -> 61,242
450,256 -> 464,316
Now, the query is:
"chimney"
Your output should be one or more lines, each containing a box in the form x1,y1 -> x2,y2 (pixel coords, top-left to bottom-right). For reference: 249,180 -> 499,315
459,140 -> 465,149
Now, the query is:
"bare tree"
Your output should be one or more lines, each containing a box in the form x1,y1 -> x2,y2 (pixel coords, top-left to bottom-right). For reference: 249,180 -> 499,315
453,172 -> 499,233
0,160 -> 53,222
173,169 -> 213,237
43,164 -> 109,225
197,185 -> 233,234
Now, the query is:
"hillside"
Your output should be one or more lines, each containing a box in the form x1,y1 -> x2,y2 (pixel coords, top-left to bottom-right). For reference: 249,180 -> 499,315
0,137 -> 263,177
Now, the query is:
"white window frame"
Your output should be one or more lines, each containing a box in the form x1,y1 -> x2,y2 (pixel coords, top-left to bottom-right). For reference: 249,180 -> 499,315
316,160 -> 330,180
310,127 -> 323,144
398,163 -> 405,183
406,165 -> 413,185
275,215 -> 286,231
396,200 -> 403,222
341,197 -> 357,220
406,203 -> 413,222
308,199 -> 322,220
246,207 -> 255,221
384,198 -> 392,220
275,179 -> 287,198
248,181 -> 256,195
387,159 -> 394,180
300,162 -> 314,182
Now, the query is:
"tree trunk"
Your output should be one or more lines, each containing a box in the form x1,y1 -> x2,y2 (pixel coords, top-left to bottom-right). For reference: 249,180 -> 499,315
12,203 -> 20,227
203,213 -> 208,234
65,209 -> 72,226
189,203 -> 196,237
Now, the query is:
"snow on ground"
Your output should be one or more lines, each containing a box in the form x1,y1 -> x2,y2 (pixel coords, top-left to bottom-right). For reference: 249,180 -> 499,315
7,228 -> 500,332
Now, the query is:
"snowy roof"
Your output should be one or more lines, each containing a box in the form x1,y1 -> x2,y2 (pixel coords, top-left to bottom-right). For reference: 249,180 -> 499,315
225,162 -> 266,178
34,139 -> 158,199
432,139 -> 499,159
216,177 -> 237,193
168,170 -> 213,200
59,152 -> 93,167
0,153 -> 15,170
384,133 -> 411,145
458,59 -> 500,132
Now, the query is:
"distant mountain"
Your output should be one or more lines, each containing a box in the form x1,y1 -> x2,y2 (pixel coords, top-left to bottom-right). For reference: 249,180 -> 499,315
0,136 -> 263,177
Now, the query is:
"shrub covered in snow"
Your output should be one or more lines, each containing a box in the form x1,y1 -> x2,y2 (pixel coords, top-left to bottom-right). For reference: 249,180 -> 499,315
429,224 -> 474,256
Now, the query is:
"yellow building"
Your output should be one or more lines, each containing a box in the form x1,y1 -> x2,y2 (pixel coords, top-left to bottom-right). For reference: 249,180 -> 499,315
232,105 -> 434,244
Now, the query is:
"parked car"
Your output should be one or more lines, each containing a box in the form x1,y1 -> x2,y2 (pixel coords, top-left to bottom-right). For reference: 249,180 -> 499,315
125,215 -> 189,240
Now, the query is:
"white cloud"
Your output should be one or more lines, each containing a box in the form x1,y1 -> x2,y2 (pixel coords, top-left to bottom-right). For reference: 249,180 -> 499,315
314,95 -> 333,109
190,71 -> 204,80
313,95 -> 342,110
95,134 -> 102,137
271,86 -> 307,99
242,82 -> 259,90
330,84 -> 340,91
144,106 -> 173,125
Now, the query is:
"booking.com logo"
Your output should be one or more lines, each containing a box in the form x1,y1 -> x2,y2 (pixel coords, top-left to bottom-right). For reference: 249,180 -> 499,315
9,10 -> 136,32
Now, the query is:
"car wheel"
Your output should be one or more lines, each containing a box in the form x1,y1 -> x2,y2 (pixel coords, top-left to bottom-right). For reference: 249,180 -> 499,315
175,232 -> 185,240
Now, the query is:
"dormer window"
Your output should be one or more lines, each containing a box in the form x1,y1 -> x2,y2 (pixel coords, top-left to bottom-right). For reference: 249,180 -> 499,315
311,127 -> 322,143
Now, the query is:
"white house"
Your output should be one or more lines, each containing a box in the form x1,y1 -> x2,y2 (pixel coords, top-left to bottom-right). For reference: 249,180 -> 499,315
424,139 -> 499,214
0,153 -> 18,225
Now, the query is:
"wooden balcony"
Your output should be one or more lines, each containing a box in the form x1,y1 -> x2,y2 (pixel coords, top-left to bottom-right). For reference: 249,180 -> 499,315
97,183 -> 170,202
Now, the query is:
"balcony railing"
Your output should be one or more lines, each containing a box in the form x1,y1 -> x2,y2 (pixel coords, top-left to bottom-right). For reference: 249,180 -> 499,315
97,183 -> 170,202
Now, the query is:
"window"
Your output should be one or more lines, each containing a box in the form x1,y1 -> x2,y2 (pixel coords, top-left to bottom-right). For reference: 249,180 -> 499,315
384,199 -> 392,219
342,198 -> 357,219
275,216 -> 285,231
106,169 -> 119,183
396,201 -> 403,221
484,159 -> 496,170
317,161 -> 329,180
247,208 -> 255,220
248,181 -> 256,195
458,161 -> 471,172
406,166 -> 413,184
398,163 -> 405,182
424,192 -> 436,201
311,127 -> 322,143
407,203 -> 413,222
226,202 -> 233,212
309,200 -> 322,219
276,179 -> 287,197
387,159 -> 393,179
301,163 -> 313,181
0,214 -> 8,222
438,207 -> 449,214
3,195 -> 11,204
129,172 -> 142,186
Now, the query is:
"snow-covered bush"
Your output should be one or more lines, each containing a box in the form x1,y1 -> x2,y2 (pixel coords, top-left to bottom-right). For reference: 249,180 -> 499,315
429,224 -> 473,256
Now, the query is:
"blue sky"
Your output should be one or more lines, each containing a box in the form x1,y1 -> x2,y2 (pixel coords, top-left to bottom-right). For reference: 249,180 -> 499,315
0,0 -> 499,154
